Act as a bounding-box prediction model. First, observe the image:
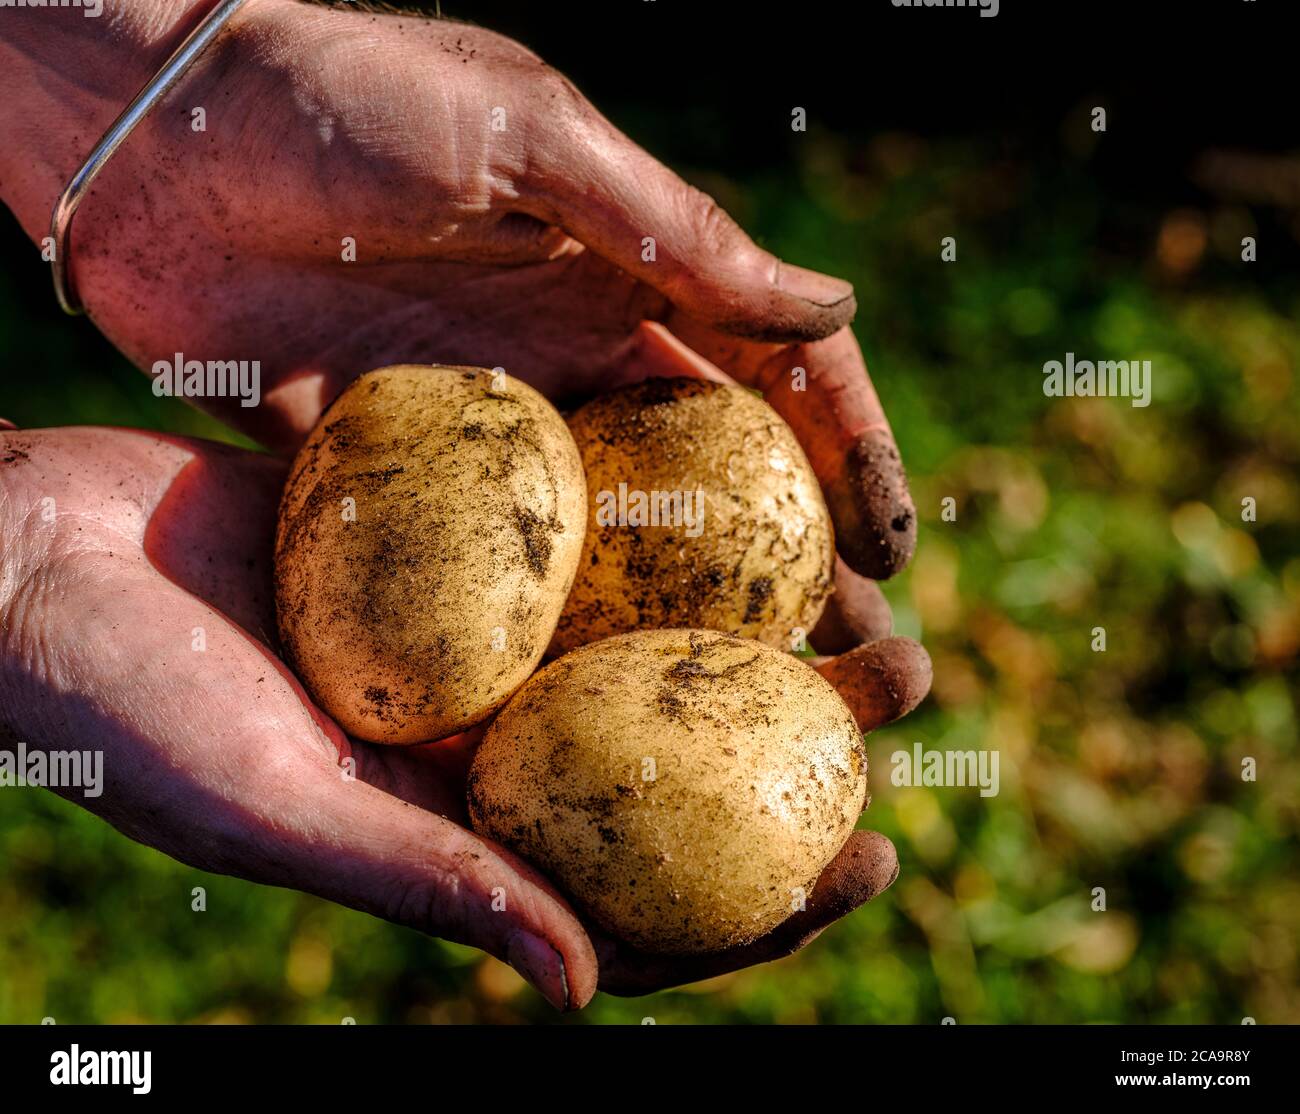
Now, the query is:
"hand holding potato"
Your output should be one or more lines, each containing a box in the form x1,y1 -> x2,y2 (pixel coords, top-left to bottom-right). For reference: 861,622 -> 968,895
0,0 -> 931,1008
0,426 -> 927,1007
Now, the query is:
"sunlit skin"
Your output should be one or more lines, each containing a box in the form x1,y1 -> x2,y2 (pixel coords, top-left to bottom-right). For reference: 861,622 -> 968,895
0,0 -> 930,1007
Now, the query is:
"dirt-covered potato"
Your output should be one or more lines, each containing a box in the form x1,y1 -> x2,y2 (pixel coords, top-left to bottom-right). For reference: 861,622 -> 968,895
551,378 -> 834,655
467,629 -> 867,954
275,365 -> 585,744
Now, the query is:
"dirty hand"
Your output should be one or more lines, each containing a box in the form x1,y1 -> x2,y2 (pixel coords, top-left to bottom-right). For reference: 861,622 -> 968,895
0,0 -> 915,584
0,426 -> 928,1006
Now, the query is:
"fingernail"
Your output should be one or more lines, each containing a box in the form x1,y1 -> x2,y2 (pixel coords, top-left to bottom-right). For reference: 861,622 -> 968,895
0,418 -> 18,431
833,428 -> 917,580
507,932 -> 570,1011
777,263 -> 854,308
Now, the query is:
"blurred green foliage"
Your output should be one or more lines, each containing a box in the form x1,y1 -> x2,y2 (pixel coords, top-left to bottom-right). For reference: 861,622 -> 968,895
2,119 -> 1298,1024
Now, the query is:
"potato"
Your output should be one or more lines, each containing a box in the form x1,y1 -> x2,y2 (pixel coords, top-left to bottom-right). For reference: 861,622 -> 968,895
467,629 -> 866,954
275,365 -> 585,744
551,378 -> 834,655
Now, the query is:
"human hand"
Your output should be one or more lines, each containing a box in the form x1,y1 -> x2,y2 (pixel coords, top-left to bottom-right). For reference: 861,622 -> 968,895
0,425 -> 929,1006
0,0 -> 914,581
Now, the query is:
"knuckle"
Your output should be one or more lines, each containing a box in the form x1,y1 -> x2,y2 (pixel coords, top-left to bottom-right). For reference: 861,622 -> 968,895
384,879 -> 449,933
684,191 -> 738,258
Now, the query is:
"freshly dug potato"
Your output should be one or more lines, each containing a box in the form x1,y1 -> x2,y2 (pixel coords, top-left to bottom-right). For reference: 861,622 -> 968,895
551,378 -> 835,654
467,629 -> 867,954
275,365 -> 585,744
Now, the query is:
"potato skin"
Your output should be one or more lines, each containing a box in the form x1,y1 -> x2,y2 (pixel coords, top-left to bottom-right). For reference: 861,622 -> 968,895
467,629 -> 867,954
551,378 -> 835,655
275,365 -> 585,744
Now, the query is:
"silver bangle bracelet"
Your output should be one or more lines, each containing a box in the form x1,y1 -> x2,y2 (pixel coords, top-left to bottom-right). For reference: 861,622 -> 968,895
49,0 -> 251,316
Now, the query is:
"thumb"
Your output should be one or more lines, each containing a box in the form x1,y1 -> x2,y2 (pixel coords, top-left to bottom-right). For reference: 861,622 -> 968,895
266,758 -> 601,1012
521,88 -> 855,342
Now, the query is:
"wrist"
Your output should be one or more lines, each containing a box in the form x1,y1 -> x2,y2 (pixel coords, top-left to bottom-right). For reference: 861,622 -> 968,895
0,0 -> 294,244
1,1 -> 266,102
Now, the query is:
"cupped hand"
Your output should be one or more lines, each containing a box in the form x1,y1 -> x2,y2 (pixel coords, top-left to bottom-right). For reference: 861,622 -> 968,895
12,0 -> 914,580
0,425 -> 929,1007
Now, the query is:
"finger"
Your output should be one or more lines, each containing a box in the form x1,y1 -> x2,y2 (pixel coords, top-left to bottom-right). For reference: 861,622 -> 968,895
296,768 -> 598,1013
811,557 -> 894,654
612,321 -> 736,387
813,636 -> 932,733
596,830 -> 898,996
663,317 -> 917,580
520,88 -> 855,342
